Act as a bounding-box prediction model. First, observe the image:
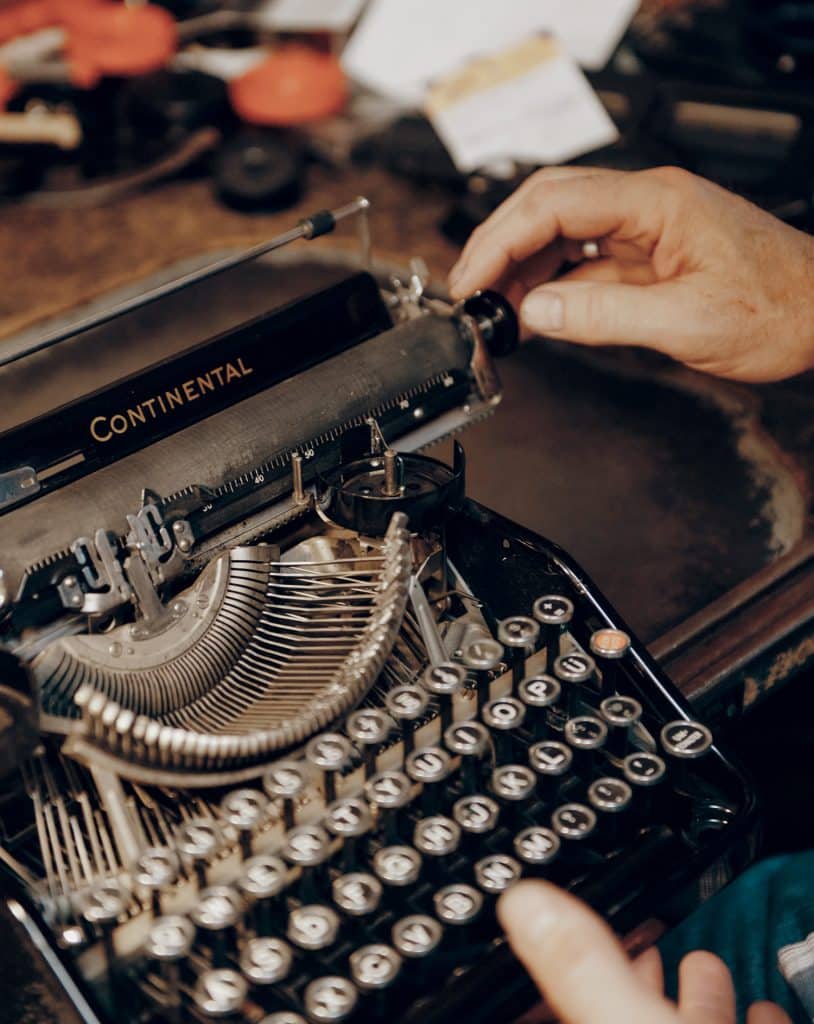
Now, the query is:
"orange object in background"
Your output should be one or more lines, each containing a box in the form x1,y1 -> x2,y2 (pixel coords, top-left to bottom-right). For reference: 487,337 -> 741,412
229,46 -> 348,126
0,65 -> 18,109
67,3 -> 177,77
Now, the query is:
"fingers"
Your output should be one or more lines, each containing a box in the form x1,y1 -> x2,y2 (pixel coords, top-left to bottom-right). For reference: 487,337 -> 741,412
677,951 -> 736,1024
498,881 -> 675,1024
449,170 -> 671,299
557,257 -> 658,287
469,166 -> 619,254
746,1002 -> 794,1024
632,947 -> 664,996
519,278 -> 698,352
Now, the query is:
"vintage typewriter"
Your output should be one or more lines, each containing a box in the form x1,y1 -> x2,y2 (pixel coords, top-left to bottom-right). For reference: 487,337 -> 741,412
0,199 -> 757,1024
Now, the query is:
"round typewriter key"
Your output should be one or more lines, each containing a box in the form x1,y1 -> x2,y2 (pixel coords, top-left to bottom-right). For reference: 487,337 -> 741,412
552,804 -> 598,851
392,913 -> 443,959
421,662 -> 467,730
433,882 -> 484,938
240,936 -> 293,987
135,845 -> 179,916
518,674 -> 561,738
263,760 -> 308,830
564,715 -> 608,750
497,615 -> 541,689
588,777 -> 633,847
283,823 -> 332,902
324,796 -> 372,873
564,715 -> 608,776
588,777 -> 633,813
661,720 -> 713,793
282,823 -> 332,868
324,796 -> 371,837
78,879 -> 129,978
304,976 -> 358,1023
78,879 -> 128,926
305,733 -> 352,804
490,764 -> 537,810
590,628 -> 631,697
145,914 -> 195,961
174,817 -> 222,888
237,854 -> 288,934
513,826 -> 561,872
660,720 -> 714,760
364,769 -> 412,842
332,872 -> 383,918
287,904 -> 340,952
452,793 -> 500,837
191,886 -> 244,965
533,594 -> 574,670
350,943 -> 402,992
444,720 -> 490,793
385,684 -> 429,755
461,636 -> 504,709
623,751 -> 667,788
599,696 -> 643,758
405,745 -> 451,814
346,708 -> 393,777
145,914 -> 194,1015
554,652 -> 596,716
482,695 -> 526,760
528,739 -> 573,802
413,815 -> 461,877
475,853 -> 522,896
193,967 -> 247,1018
220,788 -> 268,858
373,845 -> 422,890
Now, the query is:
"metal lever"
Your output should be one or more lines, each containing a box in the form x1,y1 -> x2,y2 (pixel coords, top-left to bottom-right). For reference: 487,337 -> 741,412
1,197 -> 373,368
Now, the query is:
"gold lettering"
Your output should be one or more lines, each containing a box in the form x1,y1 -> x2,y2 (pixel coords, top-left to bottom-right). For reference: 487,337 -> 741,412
165,387 -> 183,410
90,416 -> 112,443
88,355 -> 257,443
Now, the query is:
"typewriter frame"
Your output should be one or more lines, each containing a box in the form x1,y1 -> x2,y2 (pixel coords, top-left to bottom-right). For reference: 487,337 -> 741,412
0,201 -> 760,1024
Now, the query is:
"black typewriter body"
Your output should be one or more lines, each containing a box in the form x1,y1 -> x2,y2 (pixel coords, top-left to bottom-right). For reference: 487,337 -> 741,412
0,207 -> 757,1024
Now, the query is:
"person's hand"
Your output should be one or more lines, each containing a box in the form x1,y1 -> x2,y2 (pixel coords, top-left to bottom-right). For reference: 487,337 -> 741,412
498,880 -> 792,1024
448,166 -> 814,383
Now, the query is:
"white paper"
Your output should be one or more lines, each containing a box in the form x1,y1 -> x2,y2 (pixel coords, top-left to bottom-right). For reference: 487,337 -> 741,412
428,45 -> 618,173
256,0 -> 368,33
341,0 -> 639,101
548,0 -> 640,70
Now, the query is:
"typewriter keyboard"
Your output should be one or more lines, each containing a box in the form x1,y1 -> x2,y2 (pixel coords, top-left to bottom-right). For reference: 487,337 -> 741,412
51,577 -> 751,1024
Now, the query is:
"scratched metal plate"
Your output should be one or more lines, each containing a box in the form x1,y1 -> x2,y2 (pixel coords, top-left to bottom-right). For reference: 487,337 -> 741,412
2,249 -> 808,647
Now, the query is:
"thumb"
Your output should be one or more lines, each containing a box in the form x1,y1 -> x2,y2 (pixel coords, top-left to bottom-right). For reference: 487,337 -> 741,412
498,881 -> 676,1024
519,279 -> 695,352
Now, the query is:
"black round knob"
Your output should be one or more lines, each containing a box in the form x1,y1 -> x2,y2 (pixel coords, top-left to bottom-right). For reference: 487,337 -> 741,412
462,291 -> 519,358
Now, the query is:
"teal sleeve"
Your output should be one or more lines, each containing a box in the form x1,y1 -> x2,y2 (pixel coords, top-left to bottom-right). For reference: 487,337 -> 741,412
658,851 -> 814,1023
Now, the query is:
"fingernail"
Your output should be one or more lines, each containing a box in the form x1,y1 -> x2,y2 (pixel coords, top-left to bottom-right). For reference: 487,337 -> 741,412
522,290 -> 564,332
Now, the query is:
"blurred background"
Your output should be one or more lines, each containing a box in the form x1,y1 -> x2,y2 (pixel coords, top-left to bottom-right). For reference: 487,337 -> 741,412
3,0 -> 814,343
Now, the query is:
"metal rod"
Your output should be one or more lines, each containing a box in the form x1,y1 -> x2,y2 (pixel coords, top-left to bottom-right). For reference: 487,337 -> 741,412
1,196 -> 372,368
